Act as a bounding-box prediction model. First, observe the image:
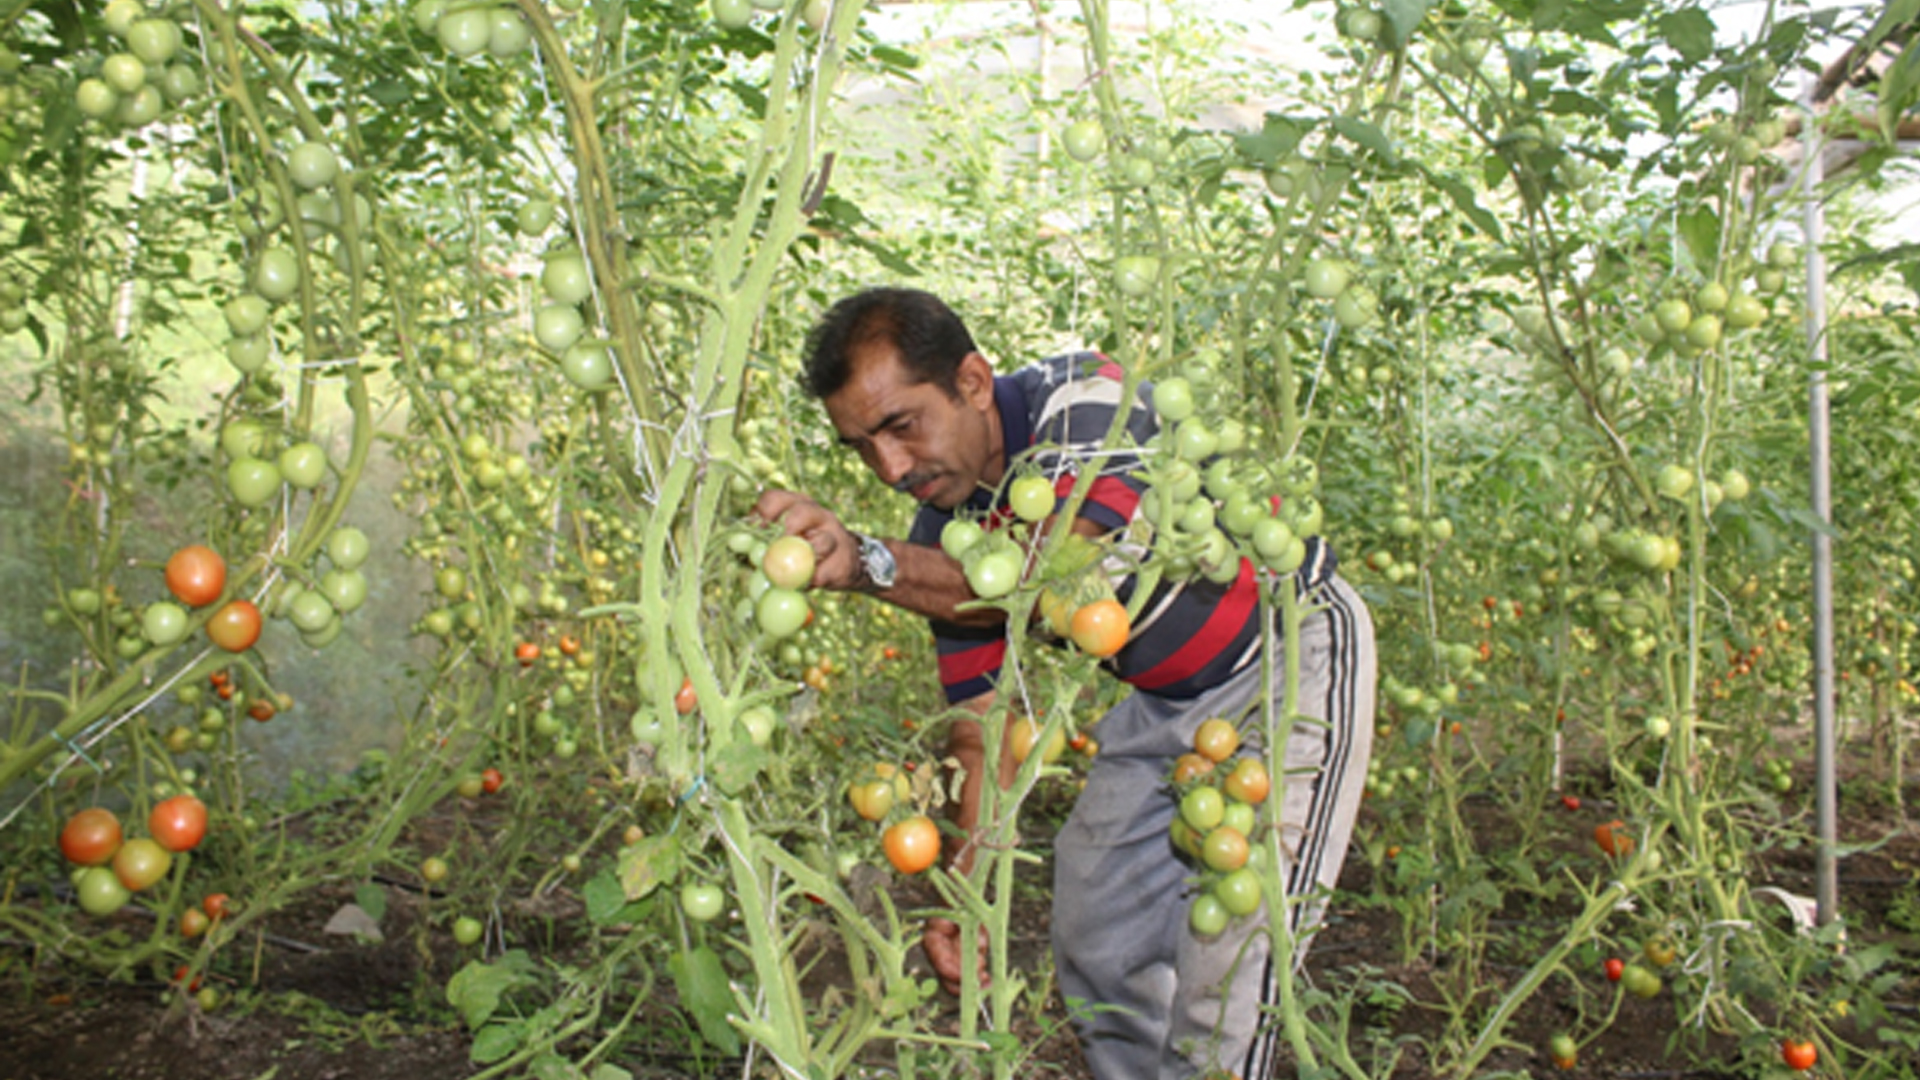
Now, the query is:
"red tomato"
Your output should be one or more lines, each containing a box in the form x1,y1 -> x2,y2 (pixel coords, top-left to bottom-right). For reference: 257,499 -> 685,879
674,677 -> 698,714
202,892 -> 231,919
514,641 -> 540,665
1561,794 -> 1581,811
172,964 -> 203,992
165,545 -> 226,607
149,795 -> 208,852
1781,1039 -> 1816,1071
882,816 -> 941,875
1603,957 -> 1624,982
247,698 -> 276,722
206,599 -> 262,652
1069,599 -> 1130,658
59,807 -> 123,866
481,767 -> 504,794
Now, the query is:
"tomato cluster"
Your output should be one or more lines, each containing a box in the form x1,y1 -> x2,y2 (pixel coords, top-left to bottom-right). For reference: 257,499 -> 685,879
1166,718 -> 1273,937
57,796 -> 209,917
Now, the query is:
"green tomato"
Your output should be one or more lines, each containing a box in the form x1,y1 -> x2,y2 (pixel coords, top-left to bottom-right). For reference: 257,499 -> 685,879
227,457 -> 283,507
737,705 -> 776,747
116,85 -> 162,127
452,916 -> 483,945
142,602 -> 190,646
1061,119 -> 1104,162
1655,463 -> 1694,501
102,53 -> 146,95
1302,258 -> 1351,300
487,10 -> 531,56
1188,893 -> 1228,937
965,549 -> 1021,600
76,865 -> 132,916
1173,418 -> 1219,462
224,294 -> 270,337
560,339 -> 614,391
534,304 -> 585,353
287,141 -> 339,190
1152,377 -> 1195,423
940,519 -> 985,560
1114,255 -> 1159,298
436,7 -> 493,56
287,589 -> 336,633
328,526 -> 371,570
227,335 -> 271,375
1724,292 -> 1767,329
1008,475 -> 1056,523
1179,785 -> 1225,832
1653,298 -> 1693,336
1213,867 -> 1262,917
320,569 -> 368,614
516,197 -> 555,236
756,587 -> 810,638
128,19 -> 182,65
1333,286 -> 1378,330
76,79 -> 118,120
680,882 -> 725,922
435,566 -> 468,599
253,248 -> 300,303
278,441 -> 329,489
712,0 -> 754,29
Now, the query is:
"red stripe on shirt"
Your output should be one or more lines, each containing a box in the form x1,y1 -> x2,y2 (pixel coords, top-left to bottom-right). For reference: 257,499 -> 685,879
1125,558 -> 1258,691
939,639 -> 1006,687
1085,475 -> 1141,520
1096,360 -> 1125,381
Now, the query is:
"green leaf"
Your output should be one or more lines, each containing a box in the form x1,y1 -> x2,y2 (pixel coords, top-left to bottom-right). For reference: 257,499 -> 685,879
1423,167 -> 1504,241
353,882 -> 387,923
1330,116 -> 1397,163
1876,39 -> 1920,143
668,945 -> 742,1055
589,1066 -> 634,1080
869,45 -> 920,72
583,870 -> 641,926
1382,0 -> 1437,49
617,832 -> 681,902
708,740 -> 771,796
1656,8 -> 1715,66
1676,208 -> 1721,274
469,1023 -> 521,1065
446,953 -> 534,1030
1232,113 -> 1308,168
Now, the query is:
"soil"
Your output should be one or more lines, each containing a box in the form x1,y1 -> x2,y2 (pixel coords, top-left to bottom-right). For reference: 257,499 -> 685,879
3,772 -> 1916,1080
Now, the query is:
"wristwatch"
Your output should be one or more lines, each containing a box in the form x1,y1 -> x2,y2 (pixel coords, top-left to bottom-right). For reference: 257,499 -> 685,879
854,533 -> 897,591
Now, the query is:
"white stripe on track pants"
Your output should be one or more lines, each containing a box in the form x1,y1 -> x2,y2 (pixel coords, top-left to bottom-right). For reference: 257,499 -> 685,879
1051,574 -> 1376,1080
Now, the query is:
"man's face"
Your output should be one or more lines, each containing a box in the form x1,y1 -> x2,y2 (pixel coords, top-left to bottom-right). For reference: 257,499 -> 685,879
823,343 -> 1000,511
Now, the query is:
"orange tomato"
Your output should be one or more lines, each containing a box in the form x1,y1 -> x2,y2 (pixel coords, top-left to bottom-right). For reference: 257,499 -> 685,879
1192,718 -> 1241,763
165,545 -> 227,607
1069,599 -> 1130,658
674,677 -> 697,714
882,815 -> 941,875
59,808 -> 123,866
1222,758 -> 1270,804
514,641 -> 540,665
1170,752 -> 1215,784
1593,819 -> 1635,858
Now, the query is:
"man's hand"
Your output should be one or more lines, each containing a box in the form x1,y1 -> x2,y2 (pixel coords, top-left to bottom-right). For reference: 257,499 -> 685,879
753,489 -> 865,591
922,916 -> 990,996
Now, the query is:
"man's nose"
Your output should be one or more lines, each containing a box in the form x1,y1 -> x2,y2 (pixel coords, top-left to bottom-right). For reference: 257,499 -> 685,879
872,440 -> 913,487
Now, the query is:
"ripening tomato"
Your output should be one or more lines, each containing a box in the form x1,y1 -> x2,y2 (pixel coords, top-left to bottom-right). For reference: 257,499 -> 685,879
420,856 -> 450,884
847,779 -> 895,822
149,794 -> 208,853
1222,758 -> 1270,804
882,816 -> 941,875
1008,716 -> 1065,765
206,599 -> 262,652
179,906 -> 211,938
1643,936 -> 1676,968
1200,826 -> 1249,873
761,535 -> 817,590
60,807 -> 123,866
481,767 -> 504,794
674,677 -> 698,714
165,545 -> 226,607
1070,599 -> 1130,658
112,837 -> 173,891
202,892 -> 231,919
1593,819 -> 1634,858
1171,752 -> 1215,784
1192,718 -> 1241,763
1780,1039 -> 1816,1071
1547,1033 -> 1577,1069
515,641 -> 540,665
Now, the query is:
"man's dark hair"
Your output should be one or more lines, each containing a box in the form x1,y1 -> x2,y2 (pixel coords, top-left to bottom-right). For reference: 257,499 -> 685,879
801,287 -> 977,399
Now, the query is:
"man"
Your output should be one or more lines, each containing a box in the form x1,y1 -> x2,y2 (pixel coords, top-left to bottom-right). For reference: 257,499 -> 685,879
755,287 -> 1376,1080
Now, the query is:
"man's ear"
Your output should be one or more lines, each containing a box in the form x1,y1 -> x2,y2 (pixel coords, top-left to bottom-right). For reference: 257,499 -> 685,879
955,351 -> 994,409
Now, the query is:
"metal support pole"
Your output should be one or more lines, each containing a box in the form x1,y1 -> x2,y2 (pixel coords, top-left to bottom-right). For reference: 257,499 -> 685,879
1800,82 -> 1838,926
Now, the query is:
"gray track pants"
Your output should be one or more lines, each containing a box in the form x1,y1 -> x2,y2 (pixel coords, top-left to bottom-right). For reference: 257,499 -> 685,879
1051,574 -> 1376,1080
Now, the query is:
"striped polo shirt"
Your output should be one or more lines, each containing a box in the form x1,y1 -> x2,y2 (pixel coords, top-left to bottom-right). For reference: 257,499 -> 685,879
905,352 -> 1335,704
